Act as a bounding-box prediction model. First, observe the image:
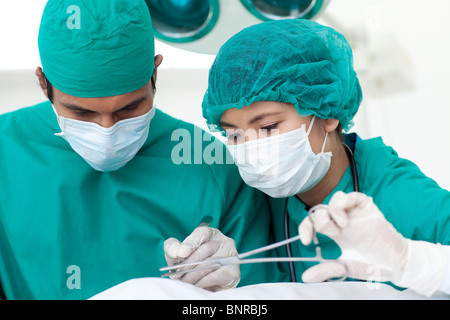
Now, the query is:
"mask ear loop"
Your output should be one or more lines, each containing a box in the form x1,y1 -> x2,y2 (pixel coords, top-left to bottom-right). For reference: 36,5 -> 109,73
321,132 -> 329,154
306,116 -> 316,136
50,103 -> 65,137
307,116 -> 329,155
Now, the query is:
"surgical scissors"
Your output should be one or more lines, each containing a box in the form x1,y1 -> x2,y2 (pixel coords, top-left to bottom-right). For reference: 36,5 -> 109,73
160,205 -> 348,281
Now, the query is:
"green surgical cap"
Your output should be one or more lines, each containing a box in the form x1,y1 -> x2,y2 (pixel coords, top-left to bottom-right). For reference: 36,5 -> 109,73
38,0 -> 155,98
202,19 -> 363,132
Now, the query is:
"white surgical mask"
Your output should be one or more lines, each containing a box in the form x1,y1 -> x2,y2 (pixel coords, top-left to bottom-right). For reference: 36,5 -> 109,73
53,106 -> 156,172
227,116 -> 332,198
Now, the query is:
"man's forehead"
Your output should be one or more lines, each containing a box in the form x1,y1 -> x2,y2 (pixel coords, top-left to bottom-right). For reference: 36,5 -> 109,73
55,82 -> 152,113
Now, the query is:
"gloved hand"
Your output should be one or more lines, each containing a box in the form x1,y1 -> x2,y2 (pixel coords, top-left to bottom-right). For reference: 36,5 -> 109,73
164,226 -> 240,292
299,191 -> 448,297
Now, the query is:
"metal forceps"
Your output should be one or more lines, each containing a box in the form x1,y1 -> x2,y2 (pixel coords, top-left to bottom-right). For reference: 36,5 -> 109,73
160,205 -> 348,281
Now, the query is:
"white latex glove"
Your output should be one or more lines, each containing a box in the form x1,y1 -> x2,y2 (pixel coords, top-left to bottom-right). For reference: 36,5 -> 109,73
299,191 -> 448,297
164,226 -> 240,292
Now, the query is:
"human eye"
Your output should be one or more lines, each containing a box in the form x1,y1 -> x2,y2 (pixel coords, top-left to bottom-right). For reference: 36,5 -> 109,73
261,123 -> 278,130
260,123 -> 279,136
120,104 -> 139,113
72,110 -> 94,118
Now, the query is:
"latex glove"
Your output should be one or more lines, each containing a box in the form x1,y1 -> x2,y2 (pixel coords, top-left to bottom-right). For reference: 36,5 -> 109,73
164,226 -> 240,292
299,191 -> 448,297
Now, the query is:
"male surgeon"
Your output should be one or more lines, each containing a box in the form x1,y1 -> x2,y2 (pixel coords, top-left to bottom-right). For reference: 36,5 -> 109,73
0,0 -> 277,299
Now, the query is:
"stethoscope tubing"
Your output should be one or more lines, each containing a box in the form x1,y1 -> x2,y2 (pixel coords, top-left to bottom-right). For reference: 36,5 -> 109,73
284,143 -> 359,282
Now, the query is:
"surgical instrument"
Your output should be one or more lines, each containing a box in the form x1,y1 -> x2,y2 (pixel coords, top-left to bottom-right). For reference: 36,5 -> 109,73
160,206 -> 348,281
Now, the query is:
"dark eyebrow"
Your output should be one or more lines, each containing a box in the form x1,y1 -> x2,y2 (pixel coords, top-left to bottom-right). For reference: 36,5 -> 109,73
60,95 -> 149,113
248,112 -> 283,124
219,120 -> 237,129
60,102 -> 90,112
119,95 -> 148,111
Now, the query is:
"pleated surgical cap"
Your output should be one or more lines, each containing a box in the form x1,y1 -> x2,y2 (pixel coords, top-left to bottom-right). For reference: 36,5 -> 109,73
38,0 -> 155,98
202,19 -> 363,132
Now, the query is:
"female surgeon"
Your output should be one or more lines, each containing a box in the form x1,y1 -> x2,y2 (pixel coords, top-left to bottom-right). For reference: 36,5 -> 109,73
200,19 -> 450,297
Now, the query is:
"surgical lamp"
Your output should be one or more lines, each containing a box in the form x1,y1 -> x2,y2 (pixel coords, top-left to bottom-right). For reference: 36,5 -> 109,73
145,0 -> 330,54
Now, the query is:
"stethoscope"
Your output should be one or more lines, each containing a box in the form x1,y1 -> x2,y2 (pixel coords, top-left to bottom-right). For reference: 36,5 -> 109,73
283,143 -> 360,282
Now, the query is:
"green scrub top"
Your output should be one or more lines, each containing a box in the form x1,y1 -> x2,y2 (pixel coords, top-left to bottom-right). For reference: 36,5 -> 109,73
0,101 -> 282,300
270,134 -> 450,283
